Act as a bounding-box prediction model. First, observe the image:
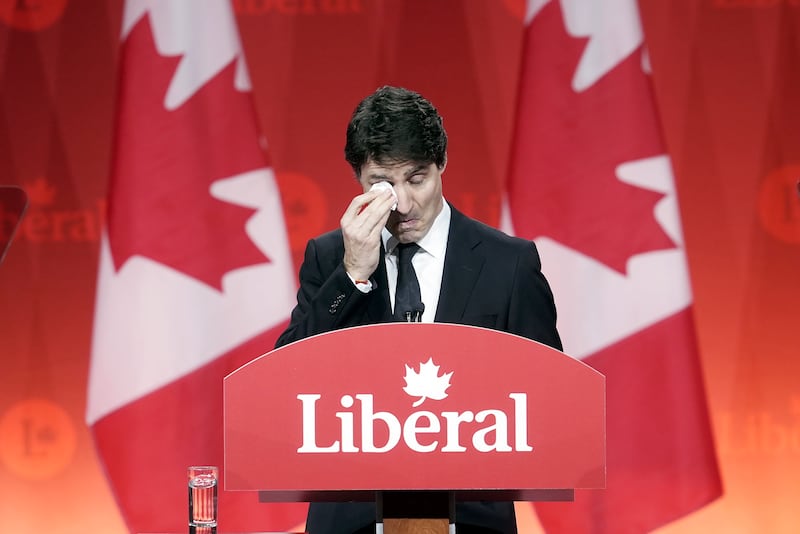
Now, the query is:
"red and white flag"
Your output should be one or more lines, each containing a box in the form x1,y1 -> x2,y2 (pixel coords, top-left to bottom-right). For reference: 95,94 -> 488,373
504,1 -> 722,531
86,1 -> 305,531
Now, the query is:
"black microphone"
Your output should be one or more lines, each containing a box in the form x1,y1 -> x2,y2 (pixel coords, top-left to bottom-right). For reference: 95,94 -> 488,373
404,303 -> 425,323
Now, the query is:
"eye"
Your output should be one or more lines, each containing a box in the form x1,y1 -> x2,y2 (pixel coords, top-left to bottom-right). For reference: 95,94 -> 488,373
408,174 -> 425,185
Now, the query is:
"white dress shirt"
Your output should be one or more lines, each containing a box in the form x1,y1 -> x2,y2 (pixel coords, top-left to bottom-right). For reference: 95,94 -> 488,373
382,199 -> 451,323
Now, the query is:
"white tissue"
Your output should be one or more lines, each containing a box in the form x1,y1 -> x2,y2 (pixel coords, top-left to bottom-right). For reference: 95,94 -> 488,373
370,181 -> 397,211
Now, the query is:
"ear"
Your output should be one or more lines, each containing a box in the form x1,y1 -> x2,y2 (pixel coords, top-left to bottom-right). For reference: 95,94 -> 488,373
439,155 -> 447,174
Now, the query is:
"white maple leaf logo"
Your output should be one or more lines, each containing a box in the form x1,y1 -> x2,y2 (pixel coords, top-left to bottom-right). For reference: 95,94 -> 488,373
403,358 -> 453,407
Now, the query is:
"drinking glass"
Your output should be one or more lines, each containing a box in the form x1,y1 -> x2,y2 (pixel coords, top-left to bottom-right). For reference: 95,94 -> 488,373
188,465 -> 218,528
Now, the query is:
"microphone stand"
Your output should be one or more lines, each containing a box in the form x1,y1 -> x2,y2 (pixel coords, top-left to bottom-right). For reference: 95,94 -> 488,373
404,305 -> 425,323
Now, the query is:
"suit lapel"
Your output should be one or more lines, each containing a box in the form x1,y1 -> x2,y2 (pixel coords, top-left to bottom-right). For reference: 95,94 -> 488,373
435,206 -> 484,323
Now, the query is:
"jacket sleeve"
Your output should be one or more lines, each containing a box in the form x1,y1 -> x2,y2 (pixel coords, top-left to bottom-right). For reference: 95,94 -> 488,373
507,241 -> 563,351
274,237 -> 377,348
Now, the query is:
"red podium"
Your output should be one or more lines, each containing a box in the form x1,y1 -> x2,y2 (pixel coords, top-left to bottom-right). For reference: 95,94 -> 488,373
224,323 -> 605,533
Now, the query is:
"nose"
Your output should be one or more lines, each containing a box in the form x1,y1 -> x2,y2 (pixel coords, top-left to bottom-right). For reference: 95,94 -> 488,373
394,184 -> 412,214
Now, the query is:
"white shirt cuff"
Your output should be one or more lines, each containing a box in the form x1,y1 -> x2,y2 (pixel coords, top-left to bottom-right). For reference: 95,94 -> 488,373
346,272 -> 373,293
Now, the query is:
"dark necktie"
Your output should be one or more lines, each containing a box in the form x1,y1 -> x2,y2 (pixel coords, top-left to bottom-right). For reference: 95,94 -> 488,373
394,243 -> 423,322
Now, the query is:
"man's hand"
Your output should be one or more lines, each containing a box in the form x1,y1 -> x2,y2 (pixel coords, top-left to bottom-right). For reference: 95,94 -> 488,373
341,187 -> 396,281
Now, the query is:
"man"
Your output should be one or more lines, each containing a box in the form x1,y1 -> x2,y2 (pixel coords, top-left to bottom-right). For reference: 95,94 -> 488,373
275,86 -> 561,534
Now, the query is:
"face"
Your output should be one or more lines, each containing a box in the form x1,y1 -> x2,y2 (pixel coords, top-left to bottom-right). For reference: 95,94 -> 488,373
359,159 -> 445,244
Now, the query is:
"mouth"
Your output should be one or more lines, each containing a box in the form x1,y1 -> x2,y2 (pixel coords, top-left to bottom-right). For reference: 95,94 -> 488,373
389,210 -> 415,223
395,218 -> 418,231
389,216 -> 427,243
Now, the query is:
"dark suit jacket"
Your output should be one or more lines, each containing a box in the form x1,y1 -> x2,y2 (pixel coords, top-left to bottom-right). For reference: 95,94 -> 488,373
275,204 -> 562,534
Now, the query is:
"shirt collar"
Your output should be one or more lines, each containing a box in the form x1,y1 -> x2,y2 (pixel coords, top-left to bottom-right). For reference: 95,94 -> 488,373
383,198 -> 451,258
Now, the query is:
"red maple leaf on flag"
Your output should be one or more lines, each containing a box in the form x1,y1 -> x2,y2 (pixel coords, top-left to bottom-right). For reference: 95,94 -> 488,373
508,2 -> 674,273
107,15 -> 269,289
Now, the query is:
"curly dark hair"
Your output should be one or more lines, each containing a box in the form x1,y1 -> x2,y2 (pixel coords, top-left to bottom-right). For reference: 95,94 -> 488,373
344,86 -> 448,177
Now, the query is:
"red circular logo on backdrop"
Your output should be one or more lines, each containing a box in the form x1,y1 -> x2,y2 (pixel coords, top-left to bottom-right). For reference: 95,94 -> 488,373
0,398 -> 77,480
0,0 -> 68,31
274,171 -> 329,254
758,164 -> 800,245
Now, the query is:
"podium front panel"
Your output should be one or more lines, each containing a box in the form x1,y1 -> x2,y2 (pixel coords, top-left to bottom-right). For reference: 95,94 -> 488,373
224,323 -> 605,497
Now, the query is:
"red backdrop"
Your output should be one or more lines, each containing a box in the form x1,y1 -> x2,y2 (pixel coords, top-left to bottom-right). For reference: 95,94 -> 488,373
0,0 -> 798,532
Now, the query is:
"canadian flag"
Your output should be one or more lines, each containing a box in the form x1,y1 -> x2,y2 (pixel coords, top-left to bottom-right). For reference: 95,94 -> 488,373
86,1 -> 305,531
504,1 -> 722,532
